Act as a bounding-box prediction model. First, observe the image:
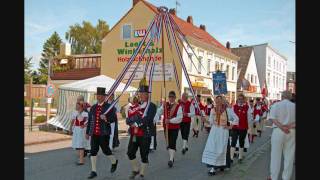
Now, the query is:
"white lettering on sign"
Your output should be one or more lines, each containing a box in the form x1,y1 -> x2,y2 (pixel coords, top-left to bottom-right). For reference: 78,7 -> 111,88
134,29 -> 147,37
124,63 -> 174,82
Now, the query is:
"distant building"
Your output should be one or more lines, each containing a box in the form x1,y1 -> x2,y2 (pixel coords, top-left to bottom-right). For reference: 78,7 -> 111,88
231,46 -> 261,99
286,71 -> 295,94
249,43 -> 287,100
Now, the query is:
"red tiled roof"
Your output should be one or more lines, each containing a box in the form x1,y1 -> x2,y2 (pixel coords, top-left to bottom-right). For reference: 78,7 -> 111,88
141,0 -> 234,57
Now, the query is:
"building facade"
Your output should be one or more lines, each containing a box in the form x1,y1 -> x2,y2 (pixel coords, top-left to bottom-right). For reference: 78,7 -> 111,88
286,71 -> 295,94
231,46 -> 261,99
100,0 -> 239,105
251,43 -> 287,100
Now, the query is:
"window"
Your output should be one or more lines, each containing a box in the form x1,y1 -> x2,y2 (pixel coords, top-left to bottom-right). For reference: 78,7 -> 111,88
122,24 -> 131,40
188,53 -> 193,72
268,56 -> 271,66
232,67 -> 235,80
267,73 -> 270,85
220,63 -> 224,71
273,76 -> 275,87
198,56 -> 203,74
255,76 -> 257,84
226,65 -> 230,79
251,74 -> 254,83
215,62 -> 220,71
247,74 -> 250,80
207,59 -> 211,75
273,59 -> 276,69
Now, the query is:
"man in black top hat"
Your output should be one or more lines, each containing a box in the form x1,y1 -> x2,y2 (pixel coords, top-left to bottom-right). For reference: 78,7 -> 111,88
126,78 -> 157,179
85,87 -> 119,179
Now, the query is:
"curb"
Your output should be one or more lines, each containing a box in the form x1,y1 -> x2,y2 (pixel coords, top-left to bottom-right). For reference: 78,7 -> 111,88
25,137 -> 72,146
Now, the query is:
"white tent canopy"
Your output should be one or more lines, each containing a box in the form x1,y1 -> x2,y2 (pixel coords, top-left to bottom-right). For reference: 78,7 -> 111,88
48,75 -> 137,130
59,75 -> 137,92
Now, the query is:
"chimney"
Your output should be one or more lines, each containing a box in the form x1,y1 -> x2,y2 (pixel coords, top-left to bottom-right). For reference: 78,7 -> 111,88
60,42 -> 71,56
169,8 -> 176,16
200,24 -> 206,31
187,16 -> 193,25
133,0 -> 140,7
226,41 -> 230,49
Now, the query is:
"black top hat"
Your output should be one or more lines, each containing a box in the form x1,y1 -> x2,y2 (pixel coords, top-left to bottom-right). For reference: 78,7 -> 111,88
96,87 -> 107,96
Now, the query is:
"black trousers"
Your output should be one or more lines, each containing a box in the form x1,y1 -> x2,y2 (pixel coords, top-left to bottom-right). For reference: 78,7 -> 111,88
231,129 -> 248,148
166,129 -> 179,150
127,135 -> 150,163
180,122 -> 191,141
90,135 -> 113,156
149,123 -> 157,150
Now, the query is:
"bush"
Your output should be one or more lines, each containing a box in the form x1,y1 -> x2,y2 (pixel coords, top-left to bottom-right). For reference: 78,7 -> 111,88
34,115 -> 46,123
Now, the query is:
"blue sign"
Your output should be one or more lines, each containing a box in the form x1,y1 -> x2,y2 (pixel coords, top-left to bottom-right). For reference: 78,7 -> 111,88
46,84 -> 55,97
212,71 -> 227,95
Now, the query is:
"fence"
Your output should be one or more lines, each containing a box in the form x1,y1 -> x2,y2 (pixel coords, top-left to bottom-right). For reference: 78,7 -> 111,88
24,84 -> 47,99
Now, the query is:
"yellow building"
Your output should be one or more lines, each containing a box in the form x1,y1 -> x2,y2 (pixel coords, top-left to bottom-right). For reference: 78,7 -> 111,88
101,0 -> 240,105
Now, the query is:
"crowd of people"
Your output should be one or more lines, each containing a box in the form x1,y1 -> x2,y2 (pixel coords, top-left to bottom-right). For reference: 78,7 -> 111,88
69,83 -> 295,180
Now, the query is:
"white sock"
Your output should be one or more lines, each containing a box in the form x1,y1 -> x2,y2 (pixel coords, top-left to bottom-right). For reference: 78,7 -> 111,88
91,156 -> 97,172
182,140 -> 187,149
107,155 -> 117,164
140,163 -> 147,175
239,148 -> 244,159
130,159 -> 139,172
169,149 -> 175,161
209,167 -> 215,173
230,147 -> 236,160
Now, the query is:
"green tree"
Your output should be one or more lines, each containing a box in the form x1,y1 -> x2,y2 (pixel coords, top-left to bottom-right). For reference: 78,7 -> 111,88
31,71 -> 41,84
65,19 -> 109,54
24,57 -> 33,84
38,31 -> 62,84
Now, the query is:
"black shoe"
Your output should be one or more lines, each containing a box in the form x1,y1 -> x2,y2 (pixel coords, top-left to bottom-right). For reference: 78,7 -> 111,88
76,162 -> 84,166
220,168 -> 224,172
88,171 -> 97,179
208,168 -> 216,176
111,160 -> 118,173
186,147 -> 188,151
129,171 -> 140,179
230,159 -> 233,164
239,158 -> 243,164
139,174 -> 145,180
168,160 -> 173,168
84,151 -> 87,157
182,148 -> 186,155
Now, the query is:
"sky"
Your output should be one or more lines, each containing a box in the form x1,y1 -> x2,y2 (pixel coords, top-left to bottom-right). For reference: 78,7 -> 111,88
25,0 -> 295,72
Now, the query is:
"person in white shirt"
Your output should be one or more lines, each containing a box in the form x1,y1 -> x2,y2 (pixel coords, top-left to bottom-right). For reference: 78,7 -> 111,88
155,91 -> 183,168
71,101 -> 89,165
267,91 -> 295,180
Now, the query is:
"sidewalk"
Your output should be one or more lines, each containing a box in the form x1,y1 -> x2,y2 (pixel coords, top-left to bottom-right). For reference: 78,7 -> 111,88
25,130 -> 71,146
24,118 -> 163,146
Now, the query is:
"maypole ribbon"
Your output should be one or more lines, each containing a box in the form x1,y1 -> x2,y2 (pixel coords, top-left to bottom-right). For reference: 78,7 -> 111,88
103,14 -> 161,115
168,15 -> 207,73
165,12 -> 202,113
105,15 -> 158,101
142,59 -> 156,118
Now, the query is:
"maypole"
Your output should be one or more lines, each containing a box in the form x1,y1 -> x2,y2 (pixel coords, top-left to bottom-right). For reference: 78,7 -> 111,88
159,6 -> 169,147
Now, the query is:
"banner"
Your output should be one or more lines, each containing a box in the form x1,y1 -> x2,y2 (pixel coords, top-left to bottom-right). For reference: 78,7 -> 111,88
212,71 -> 228,95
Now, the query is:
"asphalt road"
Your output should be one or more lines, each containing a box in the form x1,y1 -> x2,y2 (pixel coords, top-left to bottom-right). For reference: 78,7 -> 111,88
25,123 -> 294,180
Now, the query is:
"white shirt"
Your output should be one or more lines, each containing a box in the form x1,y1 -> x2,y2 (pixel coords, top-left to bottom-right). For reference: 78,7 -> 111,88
268,99 -> 295,128
209,107 -> 239,126
155,103 -> 183,124
124,103 -> 132,118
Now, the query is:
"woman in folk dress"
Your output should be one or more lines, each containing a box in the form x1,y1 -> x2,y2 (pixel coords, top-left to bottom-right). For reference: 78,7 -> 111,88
71,101 -> 90,165
202,96 -> 239,176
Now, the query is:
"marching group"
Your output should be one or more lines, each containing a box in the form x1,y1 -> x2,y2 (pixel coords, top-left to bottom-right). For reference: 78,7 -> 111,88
69,83 -> 295,180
